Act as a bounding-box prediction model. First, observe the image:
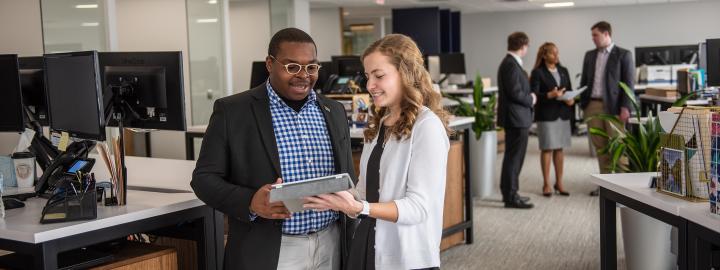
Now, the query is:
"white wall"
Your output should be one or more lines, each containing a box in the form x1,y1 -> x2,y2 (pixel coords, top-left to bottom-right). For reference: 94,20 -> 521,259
229,0 -> 271,92
310,7 -> 342,61
0,0 -> 44,155
0,0 -> 44,56
461,1 -> 720,88
115,0 -> 190,160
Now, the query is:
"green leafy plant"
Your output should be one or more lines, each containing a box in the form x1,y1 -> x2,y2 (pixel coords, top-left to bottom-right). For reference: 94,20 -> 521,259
589,82 -> 696,173
445,74 -> 498,140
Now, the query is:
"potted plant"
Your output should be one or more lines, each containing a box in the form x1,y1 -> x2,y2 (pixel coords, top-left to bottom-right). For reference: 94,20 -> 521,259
589,82 -> 695,270
445,74 -> 498,199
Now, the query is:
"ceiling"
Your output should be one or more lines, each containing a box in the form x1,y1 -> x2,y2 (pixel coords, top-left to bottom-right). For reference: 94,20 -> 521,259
310,0 -> 705,16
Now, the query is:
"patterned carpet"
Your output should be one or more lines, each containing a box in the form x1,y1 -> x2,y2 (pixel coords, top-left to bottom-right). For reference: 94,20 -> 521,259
440,135 -> 628,270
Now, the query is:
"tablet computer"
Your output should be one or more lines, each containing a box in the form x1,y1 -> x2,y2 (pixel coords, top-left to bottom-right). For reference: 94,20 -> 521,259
269,173 -> 357,213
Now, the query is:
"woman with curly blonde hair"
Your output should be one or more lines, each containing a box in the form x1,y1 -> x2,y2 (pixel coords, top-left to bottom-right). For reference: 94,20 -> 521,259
304,34 -> 451,270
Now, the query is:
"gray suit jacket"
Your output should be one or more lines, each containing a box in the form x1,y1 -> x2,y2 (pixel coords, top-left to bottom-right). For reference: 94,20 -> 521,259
191,83 -> 357,270
497,54 -> 534,128
579,45 -> 636,115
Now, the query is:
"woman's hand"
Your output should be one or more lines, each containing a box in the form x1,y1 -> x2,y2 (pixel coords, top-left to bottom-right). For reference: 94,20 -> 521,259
547,87 -> 565,99
303,191 -> 363,216
564,98 -> 575,106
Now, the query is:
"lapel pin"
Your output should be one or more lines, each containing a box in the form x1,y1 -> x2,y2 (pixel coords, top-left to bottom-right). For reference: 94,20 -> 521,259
324,106 -> 330,112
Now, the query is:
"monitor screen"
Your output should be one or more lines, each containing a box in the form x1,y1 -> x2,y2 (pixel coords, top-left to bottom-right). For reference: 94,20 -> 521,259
0,54 -> 24,132
67,160 -> 89,173
19,56 -> 49,126
44,51 -> 105,141
99,51 -> 186,131
331,56 -> 363,77
439,53 -> 465,74
337,77 -> 350,85
708,39 -> 720,87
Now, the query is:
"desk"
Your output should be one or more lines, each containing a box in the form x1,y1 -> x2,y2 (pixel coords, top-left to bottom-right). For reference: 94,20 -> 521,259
0,157 -> 222,269
639,94 -> 710,117
441,86 -> 498,95
592,172 -> 720,270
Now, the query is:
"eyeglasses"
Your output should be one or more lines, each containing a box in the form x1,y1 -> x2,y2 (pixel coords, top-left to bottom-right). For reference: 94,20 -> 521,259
269,55 -> 321,76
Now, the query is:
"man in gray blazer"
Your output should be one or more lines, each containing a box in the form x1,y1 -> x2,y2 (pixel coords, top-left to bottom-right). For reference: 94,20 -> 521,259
578,21 -> 635,196
497,32 -> 537,209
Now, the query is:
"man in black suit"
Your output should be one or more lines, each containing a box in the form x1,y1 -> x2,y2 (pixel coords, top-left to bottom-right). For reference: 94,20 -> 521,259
578,21 -> 635,196
497,32 -> 537,209
191,28 -> 356,270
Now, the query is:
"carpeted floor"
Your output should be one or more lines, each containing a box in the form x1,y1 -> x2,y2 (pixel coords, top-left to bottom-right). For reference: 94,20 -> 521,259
440,135 -> 627,270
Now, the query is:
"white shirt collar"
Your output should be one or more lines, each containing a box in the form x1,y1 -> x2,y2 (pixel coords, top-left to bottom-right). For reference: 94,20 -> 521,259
508,52 -> 523,66
601,43 -> 615,54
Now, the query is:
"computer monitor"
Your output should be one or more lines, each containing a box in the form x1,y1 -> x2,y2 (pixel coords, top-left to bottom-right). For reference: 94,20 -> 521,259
635,45 -> 699,66
707,39 -> 720,87
439,53 -> 466,74
250,61 -> 269,88
315,61 -> 331,91
18,56 -> 49,126
44,51 -> 106,141
331,56 -> 363,77
0,54 -> 25,132
98,51 -> 186,131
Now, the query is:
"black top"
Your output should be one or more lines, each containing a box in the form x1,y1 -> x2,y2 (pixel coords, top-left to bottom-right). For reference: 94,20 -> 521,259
530,65 -> 574,122
497,54 -> 534,128
279,94 -> 309,112
346,125 -> 385,270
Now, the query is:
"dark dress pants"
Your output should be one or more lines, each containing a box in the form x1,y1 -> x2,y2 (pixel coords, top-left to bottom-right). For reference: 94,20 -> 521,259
500,127 -> 529,202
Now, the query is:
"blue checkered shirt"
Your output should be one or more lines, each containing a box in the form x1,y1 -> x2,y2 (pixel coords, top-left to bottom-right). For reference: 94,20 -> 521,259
266,83 -> 338,235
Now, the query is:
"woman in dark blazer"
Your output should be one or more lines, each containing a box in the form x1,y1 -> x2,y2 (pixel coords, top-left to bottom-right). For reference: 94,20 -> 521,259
530,42 -> 574,197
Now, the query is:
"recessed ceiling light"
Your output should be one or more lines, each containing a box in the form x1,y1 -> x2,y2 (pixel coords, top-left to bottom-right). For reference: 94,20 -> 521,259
196,18 -> 218,23
81,22 -> 99,27
544,2 -> 574,8
75,4 -> 98,9
375,0 -> 385,5
208,0 -> 217,4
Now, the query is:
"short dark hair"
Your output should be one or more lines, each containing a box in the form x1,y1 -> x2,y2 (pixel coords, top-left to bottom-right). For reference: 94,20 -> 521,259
267,28 -> 317,57
507,32 -> 529,51
591,21 -> 612,36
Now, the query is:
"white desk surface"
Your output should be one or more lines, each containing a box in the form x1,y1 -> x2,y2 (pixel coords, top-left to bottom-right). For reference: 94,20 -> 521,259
0,190 -> 201,244
636,84 -> 674,91
349,116 -> 474,139
680,203 -> 720,234
590,173 -> 698,216
187,125 -> 207,133
441,86 -> 497,95
0,156 -> 201,244
639,94 -> 710,105
592,173 -> 720,234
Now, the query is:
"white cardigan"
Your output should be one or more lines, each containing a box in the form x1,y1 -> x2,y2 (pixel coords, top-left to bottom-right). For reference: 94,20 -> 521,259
357,107 -> 450,270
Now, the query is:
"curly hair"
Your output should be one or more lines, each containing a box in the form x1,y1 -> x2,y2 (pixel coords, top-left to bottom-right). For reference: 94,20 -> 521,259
361,34 -> 452,143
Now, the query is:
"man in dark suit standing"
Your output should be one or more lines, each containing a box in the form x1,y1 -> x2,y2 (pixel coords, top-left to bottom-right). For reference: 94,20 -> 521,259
191,28 -> 356,269
498,32 -> 537,209
578,21 -> 635,196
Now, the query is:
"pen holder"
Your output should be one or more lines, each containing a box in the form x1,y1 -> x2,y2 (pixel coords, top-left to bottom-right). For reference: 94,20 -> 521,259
40,185 -> 97,224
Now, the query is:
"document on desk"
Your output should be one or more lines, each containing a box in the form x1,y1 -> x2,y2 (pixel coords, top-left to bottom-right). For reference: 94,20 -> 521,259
557,86 -> 587,101
269,173 -> 357,213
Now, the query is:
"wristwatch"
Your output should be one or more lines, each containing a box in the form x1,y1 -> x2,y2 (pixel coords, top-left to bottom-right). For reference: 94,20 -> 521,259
357,200 -> 370,219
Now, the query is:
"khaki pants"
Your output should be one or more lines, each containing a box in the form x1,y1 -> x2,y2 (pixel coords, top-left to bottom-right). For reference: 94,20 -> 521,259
277,223 -> 340,270
584,100 -> 626,173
